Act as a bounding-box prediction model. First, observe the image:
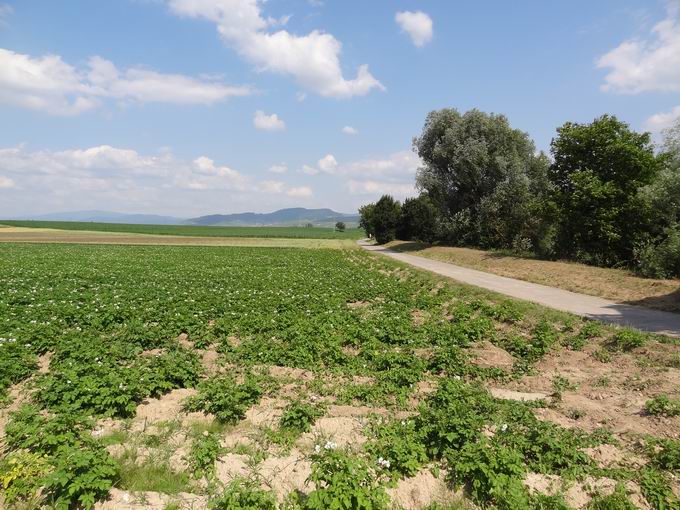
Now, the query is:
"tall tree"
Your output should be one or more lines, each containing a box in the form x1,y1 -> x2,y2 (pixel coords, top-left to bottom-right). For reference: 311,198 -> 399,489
372,195 -> 402,244
549,115 -> 661,266
413,108 -> 544,247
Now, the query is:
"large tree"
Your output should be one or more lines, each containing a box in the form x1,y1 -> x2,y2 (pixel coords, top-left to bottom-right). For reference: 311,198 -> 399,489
549,115 -> 662,266
413,108 -> 546,248
372,195 -> 402,244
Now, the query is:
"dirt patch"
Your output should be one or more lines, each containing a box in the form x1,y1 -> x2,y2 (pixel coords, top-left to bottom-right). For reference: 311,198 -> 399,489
347,300 -> 370,309
215,453 -> 250,482
260,449 -> 313,501
584,444 -> 647,469
488,387 -> 548,401
387,468 -> 452,510
412,310 -> 429,327
300,416 -> 367,447
503,344 -> 680,439
94,488 -> 207,510
470,341 -> 515,370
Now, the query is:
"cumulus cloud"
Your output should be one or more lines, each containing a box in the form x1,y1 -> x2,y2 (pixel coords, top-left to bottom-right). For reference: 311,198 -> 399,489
299,153 -> 338,175
645,105 -> 680,133
0,48 -> 251,115
347,179 -> 416,196
166,0 -> 384,98
395,11 -> 433,47
253,110 -> 286,131
268,164 -> 288,173
597,3 -> 680,93
341,126 -> 358,135
341,150 -> 420,199
0,144 -> 313,217
0,175 -> 15,188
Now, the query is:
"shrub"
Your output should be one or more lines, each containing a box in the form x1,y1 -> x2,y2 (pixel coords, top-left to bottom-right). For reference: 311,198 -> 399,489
188,432 -> 221,479
372,195 -> 402,244
607,329 -> 646,352
636,226 -> 680,278
651,439 -> 680,472
183,374 -> 263,424
209,478 -> 277,510
304,447 -> 389,510
279,400 -> 325,434
365,418 -> 428,478
645,394 -> 680,417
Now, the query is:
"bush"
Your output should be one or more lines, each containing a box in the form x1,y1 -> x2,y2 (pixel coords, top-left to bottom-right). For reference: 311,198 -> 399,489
183,374 -> 263,424
209,478 -> 277,510
636,226 -> 680,278
304,447 -> 389,510
279,400 -> 325,434
645,394 -> 680,417
372,195 -> 402,244
607,329 -> 646,352
365,418 -> 428,478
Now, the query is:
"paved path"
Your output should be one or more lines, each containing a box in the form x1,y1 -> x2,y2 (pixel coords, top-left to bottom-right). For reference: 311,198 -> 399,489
359,240 -> 680,338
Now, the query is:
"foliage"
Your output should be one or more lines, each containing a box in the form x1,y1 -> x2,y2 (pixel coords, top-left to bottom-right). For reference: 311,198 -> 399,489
335,221 -> 346,232
183,374 -> 263,424
189,431 -> 222,478
4,405 -> 118,509
607,329 -> 646,352
398,195 -> 439,243
372,195 -> 402,244
639,469 -> 680,510
549,114 -> 661,267
303,447 -> 390,510
279,400 -> 325,434
645,394 -> 680,417
209,478 -> 277,510
365,418 -> 428,478
0,450 -> 50,505
358,203 -> 376,237
588,484 -> 637,510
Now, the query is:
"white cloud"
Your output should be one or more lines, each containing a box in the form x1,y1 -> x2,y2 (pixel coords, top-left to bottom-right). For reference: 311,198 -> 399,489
299,153 -> 337,175
597,4 -> 680,93
0,48 -> 251,115
341,150 -> 420,178
268,164 -> 288,173
166,0 -> 384,98
645,105 -> 680,132
341,126 -> 358,135
317,154 -> 338,173
300,164 -> 319,176
0,175 -> 15,188
395,11 -> 433,47
286,186 -> 313,197
0,144 -> 314,217
342,150 -> 420,200
347,179 -> 416,197
254,110 -> 286,131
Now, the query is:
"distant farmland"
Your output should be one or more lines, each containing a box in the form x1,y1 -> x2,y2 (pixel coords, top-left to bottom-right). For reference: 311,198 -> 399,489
0,220 -> 364,240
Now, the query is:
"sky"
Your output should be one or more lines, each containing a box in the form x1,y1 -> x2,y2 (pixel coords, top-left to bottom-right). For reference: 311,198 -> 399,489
1,0 -> 680,218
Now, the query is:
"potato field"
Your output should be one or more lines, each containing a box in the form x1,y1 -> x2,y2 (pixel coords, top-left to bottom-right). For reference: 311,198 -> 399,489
1,243 -> 679,509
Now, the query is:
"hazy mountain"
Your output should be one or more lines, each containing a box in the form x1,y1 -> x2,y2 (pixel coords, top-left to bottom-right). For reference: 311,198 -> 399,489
15,210 -> 184,225
12,208 -> 359,227
187,208 -> 359,227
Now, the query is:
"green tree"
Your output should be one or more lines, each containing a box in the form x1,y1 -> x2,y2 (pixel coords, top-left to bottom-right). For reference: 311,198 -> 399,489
413,108 -> 547,248
334,221 -> 346,232
549,115 -> 662,266
372,195 -> 402,244
398,195 -> 438,243
358,203 -> 376,237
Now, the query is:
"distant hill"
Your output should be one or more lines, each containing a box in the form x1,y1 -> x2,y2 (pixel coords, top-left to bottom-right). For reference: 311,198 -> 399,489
13,210 -> 183,225
187,208 -> 359,227
11,208 -> 359,227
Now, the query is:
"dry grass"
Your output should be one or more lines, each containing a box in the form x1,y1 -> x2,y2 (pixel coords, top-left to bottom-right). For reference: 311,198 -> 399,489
0,227 -> 357,249
386,241 -> 680,313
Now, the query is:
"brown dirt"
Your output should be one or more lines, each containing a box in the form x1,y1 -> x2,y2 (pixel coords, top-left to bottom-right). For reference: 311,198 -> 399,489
470,341 -> 515,370
525,474 -> 651,510
94,488 -> 207,509
500,344 -> 680,439
386,241 -> 680,313
0,227 -> 356,250
260,450 -> 313,501
386,468 -> 452,510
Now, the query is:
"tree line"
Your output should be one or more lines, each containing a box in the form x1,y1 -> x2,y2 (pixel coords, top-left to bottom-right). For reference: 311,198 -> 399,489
359,109 -> 680,278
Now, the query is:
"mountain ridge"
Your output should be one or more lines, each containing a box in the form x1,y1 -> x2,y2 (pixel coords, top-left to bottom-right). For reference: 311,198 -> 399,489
12,208 -> 359,227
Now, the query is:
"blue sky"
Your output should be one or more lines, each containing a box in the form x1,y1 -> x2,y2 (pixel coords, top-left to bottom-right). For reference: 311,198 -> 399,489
1,0 -> 679,217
